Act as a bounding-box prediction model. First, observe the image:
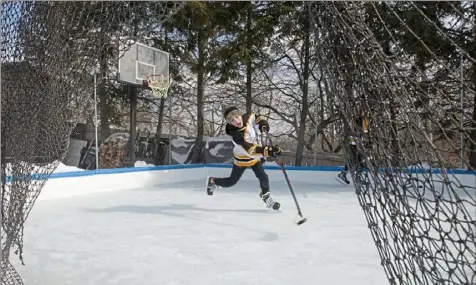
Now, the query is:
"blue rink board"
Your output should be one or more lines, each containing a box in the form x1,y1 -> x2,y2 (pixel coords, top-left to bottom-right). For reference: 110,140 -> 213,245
3,163 -> 475,182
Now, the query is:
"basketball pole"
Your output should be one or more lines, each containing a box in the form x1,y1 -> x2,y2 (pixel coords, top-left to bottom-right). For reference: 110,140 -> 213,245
129,84 -> 137,166
460,53 -> 464,169
94,73 -> 99,171
168,95 -> 172,165
313,88 -> 318,166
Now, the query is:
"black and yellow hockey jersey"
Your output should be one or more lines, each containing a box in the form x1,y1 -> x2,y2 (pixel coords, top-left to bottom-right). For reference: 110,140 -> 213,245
348,116 -> 370,146
225,113 -> 269,167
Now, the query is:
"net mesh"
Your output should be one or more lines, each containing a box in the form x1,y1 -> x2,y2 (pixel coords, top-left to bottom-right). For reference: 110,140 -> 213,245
309,2 -> 475,284
0,2 -> 184,284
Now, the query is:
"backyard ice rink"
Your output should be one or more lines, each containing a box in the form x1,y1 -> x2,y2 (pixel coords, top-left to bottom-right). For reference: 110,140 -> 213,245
12,171 -> 393,285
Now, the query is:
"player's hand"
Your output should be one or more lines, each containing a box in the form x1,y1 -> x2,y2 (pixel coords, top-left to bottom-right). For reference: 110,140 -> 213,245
265,146 -> 281,157
271,146 -> 282,157
259,121 -> 270,133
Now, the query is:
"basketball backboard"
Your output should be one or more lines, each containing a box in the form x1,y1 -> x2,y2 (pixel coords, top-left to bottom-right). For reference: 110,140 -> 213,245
117,42 -> 169,87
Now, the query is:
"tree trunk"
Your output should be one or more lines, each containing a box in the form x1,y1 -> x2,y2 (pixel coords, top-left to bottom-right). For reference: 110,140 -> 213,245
321,64 -> 336,145
468,2 -> 476,168
98,40 -> 110,142
295,6 -> 311,166
319,73 -> 325,151
376,40 -> 399,166
469,92 -> 476,168
188,30 -> 205,164
245,3 -> 253,114
153,30 -> 169,165
388,97 -> 400,166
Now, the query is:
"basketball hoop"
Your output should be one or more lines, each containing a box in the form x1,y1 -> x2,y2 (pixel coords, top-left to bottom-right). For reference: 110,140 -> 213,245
146,74 -> 172,98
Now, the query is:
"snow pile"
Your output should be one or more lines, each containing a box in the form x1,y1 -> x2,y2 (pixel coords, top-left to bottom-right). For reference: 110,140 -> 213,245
54,162 -> 85,173
4,161 -> 85,177
134,161 -> 155,167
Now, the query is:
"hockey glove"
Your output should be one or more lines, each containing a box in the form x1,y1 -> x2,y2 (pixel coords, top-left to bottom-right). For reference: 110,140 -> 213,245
256,115 -> 270,133
258,120 -> 269,133
264,146 -> 282,157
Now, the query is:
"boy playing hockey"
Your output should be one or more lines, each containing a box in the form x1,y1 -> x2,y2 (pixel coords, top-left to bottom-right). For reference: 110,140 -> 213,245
206,106 -> 282,210
336,109 -> 370,185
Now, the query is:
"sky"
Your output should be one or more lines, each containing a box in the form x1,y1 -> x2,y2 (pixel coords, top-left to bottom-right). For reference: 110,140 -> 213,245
1,2 -> 24,63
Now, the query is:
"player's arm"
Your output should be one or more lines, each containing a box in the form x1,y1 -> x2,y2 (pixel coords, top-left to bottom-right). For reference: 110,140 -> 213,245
231,130 -> 280,157
356,116 -> 372,148
363,116 -> 372,148
254,113 -> 270,133
231,129 -> 263,154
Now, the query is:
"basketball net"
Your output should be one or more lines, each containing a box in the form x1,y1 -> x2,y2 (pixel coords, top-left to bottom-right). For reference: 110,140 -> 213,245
146,74 -> 172,98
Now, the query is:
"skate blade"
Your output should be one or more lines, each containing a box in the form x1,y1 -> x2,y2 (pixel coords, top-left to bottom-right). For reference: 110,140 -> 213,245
335,177 -> 350,186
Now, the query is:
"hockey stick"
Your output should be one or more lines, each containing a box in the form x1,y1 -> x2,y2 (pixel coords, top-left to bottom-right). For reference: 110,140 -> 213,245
261,129 -> 307,225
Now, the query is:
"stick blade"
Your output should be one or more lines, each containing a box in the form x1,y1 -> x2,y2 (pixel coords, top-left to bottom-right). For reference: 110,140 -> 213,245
296,217 -> 307,225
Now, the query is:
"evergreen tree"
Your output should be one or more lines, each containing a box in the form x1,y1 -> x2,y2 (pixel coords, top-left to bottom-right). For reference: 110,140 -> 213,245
165,1 -> 236,163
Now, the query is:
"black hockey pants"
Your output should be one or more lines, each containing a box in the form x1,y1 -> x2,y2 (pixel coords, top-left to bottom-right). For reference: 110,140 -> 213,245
344,144 -> 365,173
214,159 -> 270,194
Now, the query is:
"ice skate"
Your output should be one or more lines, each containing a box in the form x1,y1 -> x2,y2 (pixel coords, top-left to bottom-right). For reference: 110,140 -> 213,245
206,176 -> 217,196
260,192 -> 280,210
335,170 -> 350,185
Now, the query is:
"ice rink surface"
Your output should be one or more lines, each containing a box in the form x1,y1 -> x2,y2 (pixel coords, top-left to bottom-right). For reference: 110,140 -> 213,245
15,178 -> 389,285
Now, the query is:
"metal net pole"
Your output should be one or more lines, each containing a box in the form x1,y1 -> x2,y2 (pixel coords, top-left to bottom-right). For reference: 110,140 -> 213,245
460,54 -> 464,169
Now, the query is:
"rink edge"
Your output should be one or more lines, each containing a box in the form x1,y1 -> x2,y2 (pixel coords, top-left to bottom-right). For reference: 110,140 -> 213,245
7,164 -> 471,201
7,163 -> 475,182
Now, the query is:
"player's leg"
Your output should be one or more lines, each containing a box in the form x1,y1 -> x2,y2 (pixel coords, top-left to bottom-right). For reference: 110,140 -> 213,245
251,160 -> 280,209
337,164 -> 351,185
206,164 -> 246,195
337,145 -> 358,185
354,150 -> 369,185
